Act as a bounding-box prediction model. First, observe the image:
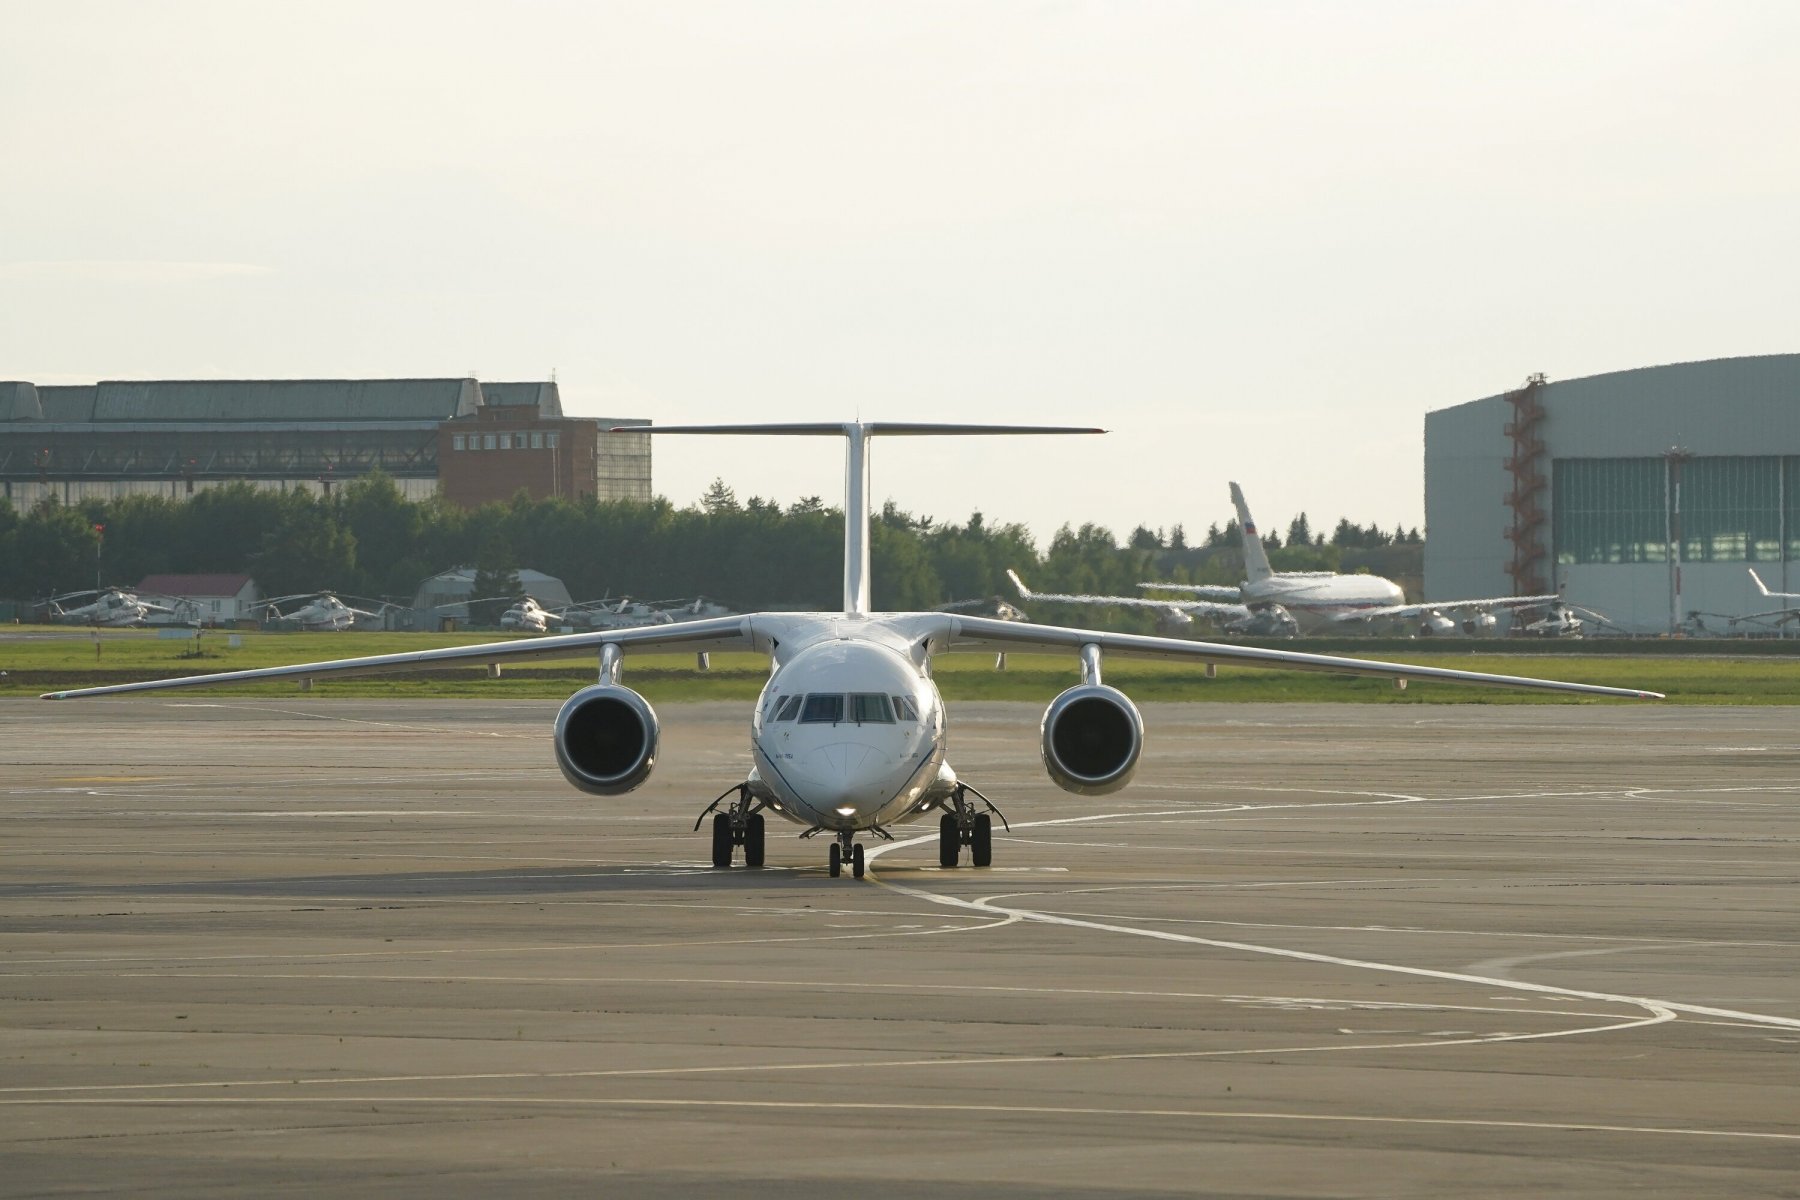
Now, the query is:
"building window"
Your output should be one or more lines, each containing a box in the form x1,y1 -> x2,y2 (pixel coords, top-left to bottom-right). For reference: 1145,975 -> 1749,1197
1555,455 -> 1789,566
531,432 -> 544,449
452,435 -> 466,451
546,432 -> 559,449
498,433 -> 511,450
483,434 -> 497,450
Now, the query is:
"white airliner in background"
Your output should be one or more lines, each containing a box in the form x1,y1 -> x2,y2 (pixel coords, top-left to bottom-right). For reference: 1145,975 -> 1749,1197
44,424 -> 1661,879
1013,482 -> 1560,638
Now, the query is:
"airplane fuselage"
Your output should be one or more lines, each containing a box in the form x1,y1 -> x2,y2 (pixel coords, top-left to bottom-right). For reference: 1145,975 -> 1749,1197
1241,574 -> 1406,631
746,615 -> 954,834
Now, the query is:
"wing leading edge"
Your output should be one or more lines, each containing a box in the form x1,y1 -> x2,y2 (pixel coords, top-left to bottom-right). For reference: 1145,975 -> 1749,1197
41,616 -> 755,700
944,614 -> 1663,699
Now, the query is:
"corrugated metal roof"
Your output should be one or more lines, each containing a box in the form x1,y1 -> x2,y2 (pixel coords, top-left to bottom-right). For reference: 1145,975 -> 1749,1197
38,385 -> 97,422
76,379 -> 483,423
0,382 -> 43,421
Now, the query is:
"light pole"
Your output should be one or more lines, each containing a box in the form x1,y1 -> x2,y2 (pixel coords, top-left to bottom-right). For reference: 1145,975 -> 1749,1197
1665,447 -> 1691,635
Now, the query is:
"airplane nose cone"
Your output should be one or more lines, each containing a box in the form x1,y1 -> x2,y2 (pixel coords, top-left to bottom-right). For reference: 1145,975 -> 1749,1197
790,741 -> 897,815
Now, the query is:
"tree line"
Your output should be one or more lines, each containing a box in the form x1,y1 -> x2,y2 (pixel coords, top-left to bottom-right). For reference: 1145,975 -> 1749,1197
0,472 -> 1422,620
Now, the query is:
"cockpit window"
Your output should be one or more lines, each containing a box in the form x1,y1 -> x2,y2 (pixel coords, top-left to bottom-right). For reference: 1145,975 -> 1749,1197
775,695 -> 802,721
891,695 -> 919,721
800,693 -> 844,724
850,693 -> 894,724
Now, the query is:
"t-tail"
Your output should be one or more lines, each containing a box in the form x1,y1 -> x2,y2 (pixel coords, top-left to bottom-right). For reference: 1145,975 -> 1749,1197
616,422 -> 1104,615
1229,481 -> 1275,585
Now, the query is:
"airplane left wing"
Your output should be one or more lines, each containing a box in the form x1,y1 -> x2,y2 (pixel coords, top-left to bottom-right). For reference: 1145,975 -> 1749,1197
942,614 -> 1663,699
1334,594 -> 1561,624
41,616 -> 755,699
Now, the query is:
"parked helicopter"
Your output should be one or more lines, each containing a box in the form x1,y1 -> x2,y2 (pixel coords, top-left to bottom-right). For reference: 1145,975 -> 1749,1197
39,588 -> 190,627
261,593 -> 394,631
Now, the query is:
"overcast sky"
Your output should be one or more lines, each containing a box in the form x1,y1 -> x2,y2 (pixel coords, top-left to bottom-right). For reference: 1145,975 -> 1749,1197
4,2 -> 1795,547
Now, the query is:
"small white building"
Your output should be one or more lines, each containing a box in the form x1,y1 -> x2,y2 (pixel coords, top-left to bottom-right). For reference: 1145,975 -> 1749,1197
136,574 -> 262,626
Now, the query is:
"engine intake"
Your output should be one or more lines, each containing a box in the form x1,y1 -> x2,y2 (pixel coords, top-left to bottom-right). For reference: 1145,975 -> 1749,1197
1040,684 -> 1144,796
553,684 -> 660,795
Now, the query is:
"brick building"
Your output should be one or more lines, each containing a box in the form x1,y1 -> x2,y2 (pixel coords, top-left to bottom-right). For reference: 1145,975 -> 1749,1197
437,383 -> 651,507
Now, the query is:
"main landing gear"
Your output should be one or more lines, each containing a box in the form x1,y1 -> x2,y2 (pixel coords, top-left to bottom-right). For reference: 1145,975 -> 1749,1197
695,785 -> 765,869
938,783 -> 1008,869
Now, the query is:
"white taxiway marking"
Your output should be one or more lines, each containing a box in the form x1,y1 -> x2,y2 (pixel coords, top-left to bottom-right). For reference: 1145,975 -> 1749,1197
2,1095 -> 1794,1142
865,812 -> 1800,1033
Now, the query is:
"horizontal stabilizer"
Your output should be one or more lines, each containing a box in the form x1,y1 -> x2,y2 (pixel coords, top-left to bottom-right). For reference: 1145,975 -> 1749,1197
616,421 -> 1104,437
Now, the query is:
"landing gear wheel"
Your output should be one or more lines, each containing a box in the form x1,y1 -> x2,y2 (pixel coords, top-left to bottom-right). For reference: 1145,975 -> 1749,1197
828,841 -> 842,878
852,843 -> 866,879
939,812 -> 960,868
711,812 -> 732,869
972,812 -> 993,868
744,812 -> 766,868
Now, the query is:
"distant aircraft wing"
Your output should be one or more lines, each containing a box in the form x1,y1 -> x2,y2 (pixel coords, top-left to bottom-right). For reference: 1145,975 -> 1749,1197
1748,568 -> 1800,600
1135,581 -> 1247,601
1341,595 -> 1563,623
41,616 -> 754,699
1007,570 -> 1245,619
942,614 -> 1662,699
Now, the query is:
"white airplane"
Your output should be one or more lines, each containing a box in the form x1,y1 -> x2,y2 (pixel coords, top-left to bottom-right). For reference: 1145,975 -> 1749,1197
263,593 -> 389,631
1736,569 -> 1800,631
42,588 -> 185,627
1015,482 -> 1561,637
42,423 -> 1662,880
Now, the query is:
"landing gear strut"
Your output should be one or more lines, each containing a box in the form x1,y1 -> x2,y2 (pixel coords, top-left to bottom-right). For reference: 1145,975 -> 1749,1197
827,830 -> 865,879
939,783 -> 1007,869
694,785 -> 766,869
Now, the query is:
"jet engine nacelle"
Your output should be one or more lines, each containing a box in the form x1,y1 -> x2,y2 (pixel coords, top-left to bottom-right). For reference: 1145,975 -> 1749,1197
1418,611 -> 1457,636
1040,684 -> 1144,796
1460,610 -> 1499,636
553,684 -> 660,795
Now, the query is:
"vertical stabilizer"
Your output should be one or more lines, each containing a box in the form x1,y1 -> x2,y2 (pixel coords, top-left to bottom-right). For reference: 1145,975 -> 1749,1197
1230,482 -> 1275,584
617,421 -> 1104,615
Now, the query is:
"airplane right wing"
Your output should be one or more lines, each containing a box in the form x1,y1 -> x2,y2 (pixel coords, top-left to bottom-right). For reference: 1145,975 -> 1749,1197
1339,594 -> 1563,624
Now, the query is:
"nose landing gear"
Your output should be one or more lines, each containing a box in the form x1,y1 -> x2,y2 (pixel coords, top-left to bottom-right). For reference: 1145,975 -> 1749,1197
827,832 -> 866,880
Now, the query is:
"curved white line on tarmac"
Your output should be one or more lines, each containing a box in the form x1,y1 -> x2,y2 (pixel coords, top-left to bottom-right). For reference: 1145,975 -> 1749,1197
5,1095 -> 1796,1143
864,823 -> 1800,1033
1466,943 -> 1690,980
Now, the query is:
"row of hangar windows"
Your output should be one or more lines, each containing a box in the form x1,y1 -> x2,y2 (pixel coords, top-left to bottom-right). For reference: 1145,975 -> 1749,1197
1553,456 -> 1800,565
767,692 -> 923,725
449,431 -> 560,452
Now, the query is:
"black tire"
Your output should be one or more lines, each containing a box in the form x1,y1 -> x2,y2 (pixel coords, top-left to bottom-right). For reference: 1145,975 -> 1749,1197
711,812 -> 732,868
744,812 -> 766,868
828,841 -> 842,878
939,812 -> 960,868
972,812 -> 993,867
852,843 -> 865,879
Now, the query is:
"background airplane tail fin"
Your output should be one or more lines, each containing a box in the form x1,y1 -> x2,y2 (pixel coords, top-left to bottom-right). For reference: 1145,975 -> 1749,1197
1229,482 -> 1275,584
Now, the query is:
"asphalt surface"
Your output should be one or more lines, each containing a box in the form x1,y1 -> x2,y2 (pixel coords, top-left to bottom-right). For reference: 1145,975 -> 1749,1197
2,698 -> 1796,1197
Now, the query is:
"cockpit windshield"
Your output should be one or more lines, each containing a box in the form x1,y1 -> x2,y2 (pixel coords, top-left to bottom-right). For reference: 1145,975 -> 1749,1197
787,692 -> 915,725
799,694 -> 844,724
